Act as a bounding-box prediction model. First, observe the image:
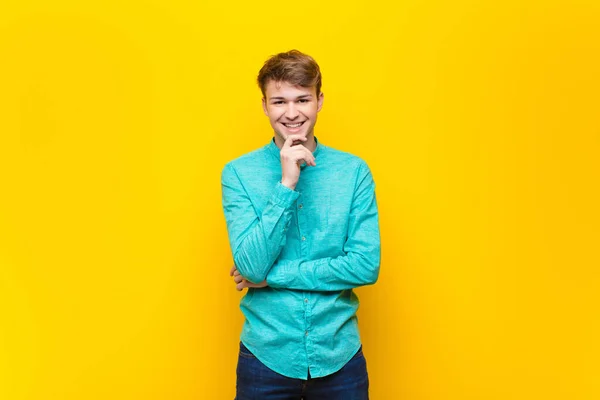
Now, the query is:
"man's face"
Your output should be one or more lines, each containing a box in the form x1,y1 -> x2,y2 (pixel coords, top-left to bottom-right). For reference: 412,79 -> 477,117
262,80 -> 324,144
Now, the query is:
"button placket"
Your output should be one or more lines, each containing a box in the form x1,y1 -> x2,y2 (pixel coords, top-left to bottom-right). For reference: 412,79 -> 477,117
296,192 -> 308,256
303,292 -> 313,367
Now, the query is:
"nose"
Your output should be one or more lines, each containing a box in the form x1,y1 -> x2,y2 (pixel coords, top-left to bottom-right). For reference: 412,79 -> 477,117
284,102 -> 299,120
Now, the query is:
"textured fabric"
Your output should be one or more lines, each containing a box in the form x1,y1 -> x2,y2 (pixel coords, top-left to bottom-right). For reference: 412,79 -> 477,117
221,137 -> 380,379
235,342 -> 369,400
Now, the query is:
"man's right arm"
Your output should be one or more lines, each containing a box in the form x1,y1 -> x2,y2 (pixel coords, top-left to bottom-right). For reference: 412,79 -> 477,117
221,163 -> 299,283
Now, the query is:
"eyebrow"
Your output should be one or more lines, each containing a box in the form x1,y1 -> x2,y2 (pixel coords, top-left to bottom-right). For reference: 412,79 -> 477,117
269,94 -> 313,101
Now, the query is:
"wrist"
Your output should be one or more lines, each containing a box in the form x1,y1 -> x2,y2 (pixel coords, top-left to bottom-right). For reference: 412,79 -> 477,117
281,179 -> 297,190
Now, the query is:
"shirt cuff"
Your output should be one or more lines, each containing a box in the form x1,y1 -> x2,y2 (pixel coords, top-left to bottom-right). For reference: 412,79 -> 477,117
270,181 -> 300,209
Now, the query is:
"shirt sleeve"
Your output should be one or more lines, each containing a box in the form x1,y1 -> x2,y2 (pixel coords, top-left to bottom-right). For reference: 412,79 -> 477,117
221,163 -> 300,283
266,161 -> 381,291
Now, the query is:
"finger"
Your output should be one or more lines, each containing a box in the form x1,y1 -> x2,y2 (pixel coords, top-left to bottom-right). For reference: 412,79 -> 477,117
233,270 -> 241,277
283,134 -> 307,149
234,275 -> 244,284
236,281 -> 246,291
304,149 -> 316,166
291,147 -> 316,166
303,147 -> 316,165
229,265 -> 236,276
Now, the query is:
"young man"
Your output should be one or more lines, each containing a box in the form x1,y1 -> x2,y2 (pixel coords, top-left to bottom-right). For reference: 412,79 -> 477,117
221,50 -> 381,399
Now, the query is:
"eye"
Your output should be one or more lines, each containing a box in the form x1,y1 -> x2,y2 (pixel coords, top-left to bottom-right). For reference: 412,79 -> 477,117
273,101 -> 284,105
298,99 -> 309,103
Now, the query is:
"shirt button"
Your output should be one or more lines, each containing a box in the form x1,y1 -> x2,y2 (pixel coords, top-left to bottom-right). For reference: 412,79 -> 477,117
304,298 -> 308,303
298,204 -> 303,209
301,236 -> 306,241
305,331 -> 308,336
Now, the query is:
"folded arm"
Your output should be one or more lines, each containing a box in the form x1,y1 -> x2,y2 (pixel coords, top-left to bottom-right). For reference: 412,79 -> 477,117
266,161 -> 381,291
221,164 -> 299,283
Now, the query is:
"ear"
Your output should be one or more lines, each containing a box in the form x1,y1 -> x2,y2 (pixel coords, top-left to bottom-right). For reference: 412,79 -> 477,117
262,97 -> 268,116
317,92 -> 324,112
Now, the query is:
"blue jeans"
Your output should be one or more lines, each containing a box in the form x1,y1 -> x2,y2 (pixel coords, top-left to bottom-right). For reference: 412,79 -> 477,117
235,342 -> 369,400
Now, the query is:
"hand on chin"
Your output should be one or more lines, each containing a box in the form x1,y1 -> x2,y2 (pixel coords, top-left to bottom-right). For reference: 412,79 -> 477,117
288,133 -> 306,146
280,132 -> 306,146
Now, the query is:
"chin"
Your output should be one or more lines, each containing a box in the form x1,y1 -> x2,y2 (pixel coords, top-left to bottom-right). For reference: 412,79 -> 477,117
279,131 -> 303,140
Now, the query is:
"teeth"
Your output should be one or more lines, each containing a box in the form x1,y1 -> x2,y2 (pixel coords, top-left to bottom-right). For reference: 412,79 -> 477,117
284,122 -> 303,128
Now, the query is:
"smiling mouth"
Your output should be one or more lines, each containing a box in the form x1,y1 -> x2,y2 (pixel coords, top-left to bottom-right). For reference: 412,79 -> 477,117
282,121 -> 306,128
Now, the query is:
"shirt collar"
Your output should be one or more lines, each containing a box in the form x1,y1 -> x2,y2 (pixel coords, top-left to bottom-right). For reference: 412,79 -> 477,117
267,136 -> 322,161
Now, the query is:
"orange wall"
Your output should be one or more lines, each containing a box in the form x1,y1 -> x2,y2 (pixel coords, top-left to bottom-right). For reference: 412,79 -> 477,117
1,1 -> 599,398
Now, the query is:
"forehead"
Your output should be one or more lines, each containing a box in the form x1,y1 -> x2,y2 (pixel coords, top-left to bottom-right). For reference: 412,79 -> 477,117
264,80 -> 316,99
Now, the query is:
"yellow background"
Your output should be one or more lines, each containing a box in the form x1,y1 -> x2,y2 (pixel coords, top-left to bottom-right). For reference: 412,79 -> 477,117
1,0 -> 599,398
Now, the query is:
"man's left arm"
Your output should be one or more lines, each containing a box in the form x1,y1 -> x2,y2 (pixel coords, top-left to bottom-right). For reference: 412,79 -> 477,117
265,161 -> 381,292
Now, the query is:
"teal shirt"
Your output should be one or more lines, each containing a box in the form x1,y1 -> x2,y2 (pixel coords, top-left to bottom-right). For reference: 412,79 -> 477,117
221,137 -> 381,379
